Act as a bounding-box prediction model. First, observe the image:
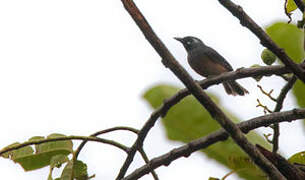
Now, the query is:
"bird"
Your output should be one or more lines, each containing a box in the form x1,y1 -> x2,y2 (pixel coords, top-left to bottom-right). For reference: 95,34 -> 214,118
174,36 -> 249,96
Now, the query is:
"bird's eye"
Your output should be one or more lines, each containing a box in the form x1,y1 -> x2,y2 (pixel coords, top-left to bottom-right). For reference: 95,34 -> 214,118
186,41 -> 191,44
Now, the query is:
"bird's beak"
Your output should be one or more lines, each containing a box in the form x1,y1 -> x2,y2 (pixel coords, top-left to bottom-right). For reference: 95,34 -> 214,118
174,37 -> 183,43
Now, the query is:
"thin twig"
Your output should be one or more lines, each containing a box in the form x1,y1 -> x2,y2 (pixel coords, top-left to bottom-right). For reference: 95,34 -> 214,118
0,135 -> 129,156
274,76 -> 298,112
74,126 -> 139,159
257,85 -> 277,102
256,99 -> 273,114
70,127 -> 158,180
123,108 -> 305,180
139,148 -> 159,180
222,170 -> 238,180
272,76 -> 297,153
284,0 -> 292,23
113,64 -> 300,179
72,127 -> 158,180
112,64 -> 299,179
218,0 -> 305,83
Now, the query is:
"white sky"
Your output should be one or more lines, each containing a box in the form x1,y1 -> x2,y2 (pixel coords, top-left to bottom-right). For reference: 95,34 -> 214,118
0,0 -> 304,179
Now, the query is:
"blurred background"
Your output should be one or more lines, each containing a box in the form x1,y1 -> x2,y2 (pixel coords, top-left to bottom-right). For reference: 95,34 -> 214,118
0,0 -> 304,179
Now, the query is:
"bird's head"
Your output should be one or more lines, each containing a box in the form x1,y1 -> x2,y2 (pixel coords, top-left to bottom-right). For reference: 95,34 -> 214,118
174,36 -> 204,51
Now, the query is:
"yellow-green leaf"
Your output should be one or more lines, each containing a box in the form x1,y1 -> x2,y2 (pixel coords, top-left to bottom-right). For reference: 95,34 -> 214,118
286,0 -> 298,13
50,154 -> 69,169
288,151 -> 305,164
293,80 -> 305,108
266,22 -> 305,123
60,160 -> 88,180
1,134 -> 73,171
266,22 -> 304,63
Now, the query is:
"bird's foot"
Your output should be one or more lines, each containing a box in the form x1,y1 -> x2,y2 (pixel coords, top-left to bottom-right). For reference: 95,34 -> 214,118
207,75 -> 217,78
236,67 -> 245,72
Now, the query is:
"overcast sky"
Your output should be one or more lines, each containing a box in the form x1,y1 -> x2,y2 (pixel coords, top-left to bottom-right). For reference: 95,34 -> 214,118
0,0 -> 304,179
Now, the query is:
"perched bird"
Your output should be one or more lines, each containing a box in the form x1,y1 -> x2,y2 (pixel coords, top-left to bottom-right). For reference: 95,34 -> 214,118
174,36 -> 249,96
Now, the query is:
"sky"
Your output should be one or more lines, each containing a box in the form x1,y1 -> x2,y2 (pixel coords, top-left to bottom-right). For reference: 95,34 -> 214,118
0,0 -> 304,179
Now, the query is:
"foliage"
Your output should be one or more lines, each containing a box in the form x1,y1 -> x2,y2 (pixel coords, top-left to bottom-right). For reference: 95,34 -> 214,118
1,134 -> 72,171
143,84 -> 270,180
266,22 -> 305,118
0,134 -> 90,180
261,49 -> 277,65
288,151 -> 305,164
285,0 -> 305,13
266,22 -> 304,63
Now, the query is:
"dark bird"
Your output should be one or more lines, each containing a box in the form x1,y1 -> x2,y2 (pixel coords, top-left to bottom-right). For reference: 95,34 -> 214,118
174,36 -> 249,96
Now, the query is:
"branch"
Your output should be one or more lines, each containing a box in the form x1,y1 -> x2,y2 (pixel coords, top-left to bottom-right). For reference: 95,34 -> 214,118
123,108 -> 305,180
272,76 -> 297,153
120,0 -> 286,179
256,144 -> 305,180
138,148 -> 159,180
114,63 -> 302,179
71,127 -> 159,180
256,98 -> 273,114
0,135 -> 129,156
163,64 -> 303,117
257,85 -> 277,102
284,0 -> 293,23
275,76 -> 298,113
74,126 -> 139,159
114,65 -> 297,179
218,0 -> 305,83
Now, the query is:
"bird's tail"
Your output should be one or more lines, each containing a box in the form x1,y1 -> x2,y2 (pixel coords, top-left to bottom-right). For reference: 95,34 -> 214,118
223,81 -> 249,96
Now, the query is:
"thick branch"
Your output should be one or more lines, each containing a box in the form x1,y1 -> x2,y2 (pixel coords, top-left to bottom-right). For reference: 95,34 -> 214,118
119,0 -> 286,179
115,63 -> 302,179
123,108 -> 305,180
163,64 -> 304,116
218,0 -> 305,83
114,64 -> 298,179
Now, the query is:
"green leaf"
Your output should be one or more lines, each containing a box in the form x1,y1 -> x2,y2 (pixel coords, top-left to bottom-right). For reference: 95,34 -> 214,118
288,151 -> 305,164
261,49 -> 277,65
228,156 -> 255,170
266,22 -> 304,63
50,154 -> 69,169
208,177 -> 220,180
293,80 -> 305,108
60,160 -> 89,180
266,22 -> 305,122
0,142 -> 24,158
250,64 -> 264,82
73,160 -> 88,180
286,0 -> 298,13
1,134 -> 73,171
227,156 -> 264,178
61,161 -> 73,180
143,84 -> 270,180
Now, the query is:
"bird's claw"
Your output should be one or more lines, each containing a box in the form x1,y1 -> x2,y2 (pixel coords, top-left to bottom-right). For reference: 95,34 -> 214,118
236,67 -> 245,72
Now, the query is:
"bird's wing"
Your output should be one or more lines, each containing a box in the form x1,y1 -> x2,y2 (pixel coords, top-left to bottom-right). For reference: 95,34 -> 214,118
203,46 -> 234,71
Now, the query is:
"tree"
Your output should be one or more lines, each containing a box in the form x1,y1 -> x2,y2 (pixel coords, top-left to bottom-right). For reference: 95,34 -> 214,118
1,0 -> 305,179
